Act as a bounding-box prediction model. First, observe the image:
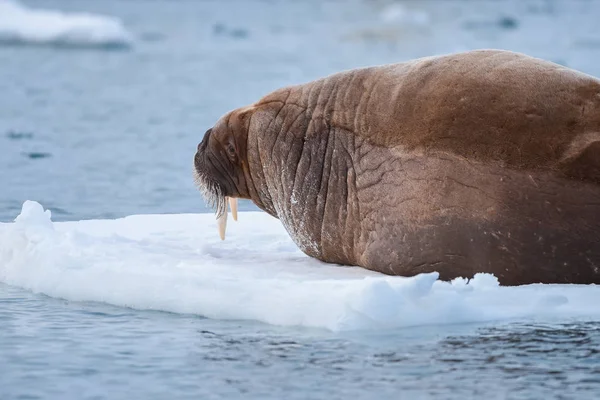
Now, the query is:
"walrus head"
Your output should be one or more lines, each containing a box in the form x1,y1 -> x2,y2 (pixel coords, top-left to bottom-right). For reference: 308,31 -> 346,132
194,107 -> 255,239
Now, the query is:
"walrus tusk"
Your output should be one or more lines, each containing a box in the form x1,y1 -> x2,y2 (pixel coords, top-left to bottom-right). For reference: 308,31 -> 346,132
217,203 -> 228,240
217,197 -> 238,240
229,197 -> 238,221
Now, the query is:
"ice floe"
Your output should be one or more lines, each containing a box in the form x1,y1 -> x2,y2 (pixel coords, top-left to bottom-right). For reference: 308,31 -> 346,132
0,1 -> 134,49
1,201 -> 599,331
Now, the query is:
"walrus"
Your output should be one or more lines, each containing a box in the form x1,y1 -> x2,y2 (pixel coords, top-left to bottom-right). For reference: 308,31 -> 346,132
193,49 -> 600,286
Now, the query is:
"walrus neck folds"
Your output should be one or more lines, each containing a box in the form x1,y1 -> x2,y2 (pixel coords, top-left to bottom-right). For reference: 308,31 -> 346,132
242,89 -> 358,263
239,102 -> 285,220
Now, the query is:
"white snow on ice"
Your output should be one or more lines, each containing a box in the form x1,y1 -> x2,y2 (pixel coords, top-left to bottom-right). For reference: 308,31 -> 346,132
0,1 -> 134,49
1,201 -> 599,331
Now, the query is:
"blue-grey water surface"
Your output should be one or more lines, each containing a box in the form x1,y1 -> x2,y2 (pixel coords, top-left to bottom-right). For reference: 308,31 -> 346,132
2,0 -> 600,399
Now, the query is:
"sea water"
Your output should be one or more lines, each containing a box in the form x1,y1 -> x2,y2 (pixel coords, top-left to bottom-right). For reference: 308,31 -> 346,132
1,1 -> 600,399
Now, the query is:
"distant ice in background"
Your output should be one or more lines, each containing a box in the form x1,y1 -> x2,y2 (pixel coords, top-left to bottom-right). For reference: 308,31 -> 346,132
380,3 -> 430,26
342,2 -> 431,46
2,201 -> 599,332
0,0 -> 134,49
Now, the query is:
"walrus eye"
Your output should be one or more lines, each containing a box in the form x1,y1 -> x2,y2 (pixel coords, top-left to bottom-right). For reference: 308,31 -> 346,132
226,143 -> 236,159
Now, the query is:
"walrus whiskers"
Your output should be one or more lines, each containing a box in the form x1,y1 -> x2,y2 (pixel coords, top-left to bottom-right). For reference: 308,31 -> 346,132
193,168 -> 238,240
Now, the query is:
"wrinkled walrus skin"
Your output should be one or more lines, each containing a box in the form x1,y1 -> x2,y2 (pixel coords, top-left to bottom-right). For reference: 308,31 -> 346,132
194,49 -> 600,285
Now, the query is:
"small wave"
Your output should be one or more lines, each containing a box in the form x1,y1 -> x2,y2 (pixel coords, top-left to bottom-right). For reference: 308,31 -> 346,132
23,151 -> 51,159
1,201 -> 600,331
0,1 -> 134,50
5,130 -> 34,140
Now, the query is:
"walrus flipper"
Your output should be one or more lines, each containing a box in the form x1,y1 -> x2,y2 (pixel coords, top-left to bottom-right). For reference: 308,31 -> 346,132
560,132 -> 600,184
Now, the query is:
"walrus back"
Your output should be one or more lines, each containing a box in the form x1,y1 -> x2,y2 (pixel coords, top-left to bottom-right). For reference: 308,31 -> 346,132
368,50 -> 600,175
270,49 -> 600,183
